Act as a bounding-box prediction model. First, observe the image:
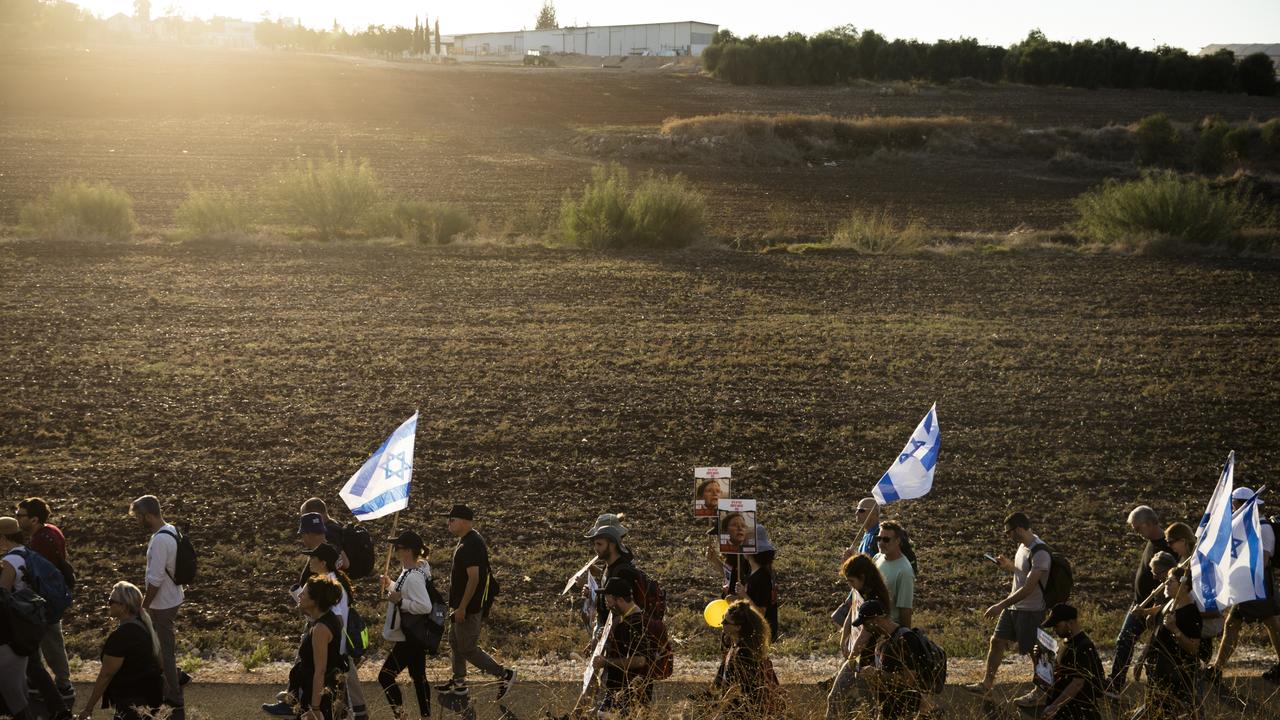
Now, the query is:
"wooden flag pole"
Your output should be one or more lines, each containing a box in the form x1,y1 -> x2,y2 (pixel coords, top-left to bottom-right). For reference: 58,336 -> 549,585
381,511 -> 401,583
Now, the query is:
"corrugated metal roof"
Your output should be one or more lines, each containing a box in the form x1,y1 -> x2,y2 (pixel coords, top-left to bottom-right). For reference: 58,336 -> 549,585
455,21 -> 718,39
1199,43 -> 1280,56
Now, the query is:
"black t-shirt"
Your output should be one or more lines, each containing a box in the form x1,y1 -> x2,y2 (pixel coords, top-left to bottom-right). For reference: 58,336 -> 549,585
595,554 -> 642,627
1048,631 -> 1104,720
1134,538 -> 1172,602
1147,602 -> 1202,689
449,529 -> 490,613
604,607 -> 654,676
102,620 -> 163,704
745,567 -> 779,642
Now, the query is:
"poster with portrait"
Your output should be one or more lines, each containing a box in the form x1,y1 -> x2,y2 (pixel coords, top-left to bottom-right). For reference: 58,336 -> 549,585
718,498 -> 757,554
694,467 -> 731,517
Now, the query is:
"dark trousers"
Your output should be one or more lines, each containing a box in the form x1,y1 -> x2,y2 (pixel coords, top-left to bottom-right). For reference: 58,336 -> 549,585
1109,610 -> 1148,685
379,640 -> 430,716
26,652 -> 68,717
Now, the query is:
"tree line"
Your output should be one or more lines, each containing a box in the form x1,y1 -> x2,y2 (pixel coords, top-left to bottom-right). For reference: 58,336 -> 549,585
702,28 -> 1279,96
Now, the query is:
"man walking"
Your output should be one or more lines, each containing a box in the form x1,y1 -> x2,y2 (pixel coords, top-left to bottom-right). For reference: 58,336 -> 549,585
1040,603 -> 1105,720
436,504 -> 516,700
15,498 -> 74,705
873,521 -> 914,627
585,514 -> 643,632
130,495 -> 185,720
850,599 -> 925,720
300,498 -> 349,570
965,512 -> 1052,705
1209,487 -> 1280,684
1105,505 -> 1171,695
591,577 -> 656,716
843,498 -> 881,560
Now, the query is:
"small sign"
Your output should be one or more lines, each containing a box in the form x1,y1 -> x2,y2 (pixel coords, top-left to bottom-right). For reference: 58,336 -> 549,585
718,498 -> 757,554
694,467 -> 731,517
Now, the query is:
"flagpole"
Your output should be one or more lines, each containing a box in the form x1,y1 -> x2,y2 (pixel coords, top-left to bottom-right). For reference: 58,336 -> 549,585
382,511 -> 401,582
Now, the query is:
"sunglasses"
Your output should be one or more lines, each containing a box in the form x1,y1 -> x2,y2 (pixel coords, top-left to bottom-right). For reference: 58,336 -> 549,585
876,535 -> 897,543
855,508 -> 870,515
107,598 -> 122,606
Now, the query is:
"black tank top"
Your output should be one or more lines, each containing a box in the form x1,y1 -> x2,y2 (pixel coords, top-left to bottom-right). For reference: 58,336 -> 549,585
298,611 -> 344,681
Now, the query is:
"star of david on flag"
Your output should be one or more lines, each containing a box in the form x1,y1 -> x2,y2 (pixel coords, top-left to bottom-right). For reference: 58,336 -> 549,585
871,404 -> 940,505
340,412 -> 418,521
1191,451 -> 1268,613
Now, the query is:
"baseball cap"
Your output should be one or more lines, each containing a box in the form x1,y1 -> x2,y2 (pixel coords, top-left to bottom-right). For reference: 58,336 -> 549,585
851,599 -> 888,627
601,576 -> 634,600
1041,602 -> 1079,628
386,530 -> 425,553
298,512 -> 325,535
300,542 -> 340,567
447,504 -> 475,521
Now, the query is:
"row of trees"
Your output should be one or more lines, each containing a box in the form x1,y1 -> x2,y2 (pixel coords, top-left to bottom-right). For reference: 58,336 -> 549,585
253,19 -> 441,57
703,28 -> 1279,96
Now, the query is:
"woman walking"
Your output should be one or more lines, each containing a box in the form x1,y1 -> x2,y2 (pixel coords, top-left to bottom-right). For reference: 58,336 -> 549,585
74,582 -> 164,720
379,530 -> 435,719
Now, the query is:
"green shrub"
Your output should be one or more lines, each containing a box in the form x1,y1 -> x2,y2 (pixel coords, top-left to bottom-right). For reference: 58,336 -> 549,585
1134,113 -> 1179,167
558,165 -> 635,249
1193,119 -> 1230,174
627,173 -> 707,248
1261,118 -> 1280,156
19,180 -> 136,240
1074,172 -> 1253,250
1223,125 -> 1261,161
240,640 -> 271,672
174,188 -> 257,237
268,154 -> 382,240
831,209 -> 929,253
558,165 -> 707,249
380,199 -> 474,244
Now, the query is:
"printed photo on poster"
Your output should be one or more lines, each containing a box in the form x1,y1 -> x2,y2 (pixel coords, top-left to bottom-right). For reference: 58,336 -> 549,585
718,498 -> 757,554
694,467 -> 731,518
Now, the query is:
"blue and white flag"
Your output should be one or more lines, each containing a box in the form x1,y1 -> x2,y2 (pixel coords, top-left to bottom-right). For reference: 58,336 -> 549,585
339,412 -> 418,521
1224,489 -> 1268,606
871,404 -> 940,505
1192,452 -> 1239,613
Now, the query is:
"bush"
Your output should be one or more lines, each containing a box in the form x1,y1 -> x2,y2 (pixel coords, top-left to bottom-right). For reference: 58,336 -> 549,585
379,199 -> 473,244
1223,125 -> 1261,161
1134,113 -> 1179,167
18,180 -> 136,240
831,209 -> 929,253
268,154 -> 382,240
1236,53 -> 1278,96
1193,119 -> 1230,174
558,164 -> 707,249
174,188 -> 257,237
1074,172 -> 1254,250
1262,118 -> 1280,156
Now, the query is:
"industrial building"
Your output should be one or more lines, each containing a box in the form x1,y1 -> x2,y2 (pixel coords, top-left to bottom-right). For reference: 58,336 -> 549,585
1199,44 -> 1280,76
453,20 -> 718,58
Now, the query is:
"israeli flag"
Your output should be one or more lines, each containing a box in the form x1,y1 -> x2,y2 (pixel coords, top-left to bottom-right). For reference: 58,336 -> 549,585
1225,489 -> 1268,606
339,412 -> 418,521
1192,452 -> 1237,613
871,404 -> 940,505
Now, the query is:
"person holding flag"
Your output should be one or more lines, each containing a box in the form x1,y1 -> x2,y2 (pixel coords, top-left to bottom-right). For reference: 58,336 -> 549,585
1209,485 -> 1280,684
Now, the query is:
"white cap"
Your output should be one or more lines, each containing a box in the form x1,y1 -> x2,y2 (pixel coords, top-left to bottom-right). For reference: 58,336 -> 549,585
1232,487 -> 1264,504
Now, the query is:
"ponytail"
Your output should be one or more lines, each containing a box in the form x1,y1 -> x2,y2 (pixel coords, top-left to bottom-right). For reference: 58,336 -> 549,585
138,609 -> 163,665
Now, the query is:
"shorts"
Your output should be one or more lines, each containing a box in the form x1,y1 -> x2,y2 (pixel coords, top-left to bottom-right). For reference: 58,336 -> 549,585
994,608 -> 1045,654
1233,566 -> 1278,621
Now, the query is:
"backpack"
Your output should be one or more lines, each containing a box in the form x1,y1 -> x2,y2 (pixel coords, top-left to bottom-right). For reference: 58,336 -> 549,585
481,571 -> 500,617
340,524 -> 375,579
892,626 -> 948,694
1030,542 -> 1074,607
645,617 -> 674,680
157,527 -> 197,586
631,568 -> 667,623
344,604 -> 369,660
4,547 -> 72,623
0,586 -> 49,656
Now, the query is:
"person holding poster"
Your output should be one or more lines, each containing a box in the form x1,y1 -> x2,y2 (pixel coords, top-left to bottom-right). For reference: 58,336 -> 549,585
732,525 -> 778,641
827,555 -> 893,720
694,468 -> 731,518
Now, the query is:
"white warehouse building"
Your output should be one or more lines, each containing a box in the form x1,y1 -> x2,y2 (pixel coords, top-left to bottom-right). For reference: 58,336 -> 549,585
454,21 -> 718,58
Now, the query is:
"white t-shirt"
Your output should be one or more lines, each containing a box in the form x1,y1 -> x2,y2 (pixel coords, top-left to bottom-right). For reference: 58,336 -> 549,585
1262,522 -> 1275,558
2,546 -> 30,592
145,524 -> 185,610
1012,534 -> 1052,612
325,572 -> 351,655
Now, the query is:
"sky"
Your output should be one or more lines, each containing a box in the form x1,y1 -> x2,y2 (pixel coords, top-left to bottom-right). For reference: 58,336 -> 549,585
76,1 -> 1280,52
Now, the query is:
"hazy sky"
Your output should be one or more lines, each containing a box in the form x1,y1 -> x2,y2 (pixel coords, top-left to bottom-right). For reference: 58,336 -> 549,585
78,1 -> 1279,52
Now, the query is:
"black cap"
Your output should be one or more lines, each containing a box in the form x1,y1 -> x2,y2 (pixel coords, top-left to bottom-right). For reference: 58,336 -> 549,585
850,599 -> 888,627
298,512 -> 325,535
447,504 -> 474,521
387,530 -> 425,553
601,576 -> 634,600
300,542 -> 340,568
1041,602 -> 1078,628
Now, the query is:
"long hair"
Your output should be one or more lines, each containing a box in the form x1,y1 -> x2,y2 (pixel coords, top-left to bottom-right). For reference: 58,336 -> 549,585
111,581 -> 161,664
723,599 -> 770,657
841,553 -> 891,605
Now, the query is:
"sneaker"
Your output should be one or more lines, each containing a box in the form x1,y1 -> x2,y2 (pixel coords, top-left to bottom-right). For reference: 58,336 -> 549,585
57,683 -> 75,704
1012,688 -> 1046,708
963,682 -> 992,695
434,678 -> 469,696
179,669 -> 192,686
262,701 -> 295,716
275,691 -> 289,702
496,668 -> 517,700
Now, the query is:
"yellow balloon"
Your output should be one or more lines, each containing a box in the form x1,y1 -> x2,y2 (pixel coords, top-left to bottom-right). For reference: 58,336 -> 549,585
704,598 -> 730,628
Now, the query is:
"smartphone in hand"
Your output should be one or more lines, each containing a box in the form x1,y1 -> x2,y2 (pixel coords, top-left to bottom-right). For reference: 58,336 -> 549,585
983,553 -> 999,565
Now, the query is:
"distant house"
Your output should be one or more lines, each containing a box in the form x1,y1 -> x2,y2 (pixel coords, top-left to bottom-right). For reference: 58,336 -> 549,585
105,13 -> 148,39
207,19 -> 256,49
453,20 -> 718,59
1199,44 -> 1280,76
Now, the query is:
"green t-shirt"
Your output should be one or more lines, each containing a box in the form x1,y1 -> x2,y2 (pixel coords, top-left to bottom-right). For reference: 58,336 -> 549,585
874,553 -> 915,622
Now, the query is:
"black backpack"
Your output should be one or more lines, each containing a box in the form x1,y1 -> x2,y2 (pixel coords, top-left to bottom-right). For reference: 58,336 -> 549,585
157,527 -> 198,586
341,524 -> 375,579
481,570 -> 500,617
892,626 -> 948,694
0,587 -> 49,656
1030,541 -> 1074,607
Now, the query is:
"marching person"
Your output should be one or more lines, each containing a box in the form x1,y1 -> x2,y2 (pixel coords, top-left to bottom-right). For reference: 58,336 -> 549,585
286,576 -> 347,720
1105,505 -> 1171,695
732,525 -> 778,642
709,600 -> 782,719
965,511 -> 1051,705
1163,522 -> 1196,562
842,498 -> 881,560
827,554 -> 893,719
435,504 -> 516,699
1209,487 -> 1280,685
1038,603 -> 1104,720
872,521 -> 914,628
16,498 -> 75,706
300,499 -> 349,571
379,530 -> 434,720
306,543 -> 367,720
584,514 -> 643,633
2,512 -> 71,720
129,495 -> 185,720
591,577 -> 656,716
74,582 -> 164,720
0,516 -> 33,720
848,599 -> 924,720
1135,566 -> 1201,719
